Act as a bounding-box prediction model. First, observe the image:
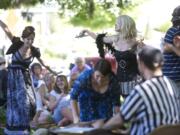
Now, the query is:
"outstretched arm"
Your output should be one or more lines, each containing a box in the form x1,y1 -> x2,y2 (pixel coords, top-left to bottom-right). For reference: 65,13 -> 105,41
79,29 -> 97,39
37,57 -> 59,75
0,20 -> 13,41
103,113 -> 123,130
79,29 -> 114,44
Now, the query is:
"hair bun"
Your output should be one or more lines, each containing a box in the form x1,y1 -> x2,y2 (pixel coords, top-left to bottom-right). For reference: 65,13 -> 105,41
22,26 -> 35,38
25,26 -> 34,32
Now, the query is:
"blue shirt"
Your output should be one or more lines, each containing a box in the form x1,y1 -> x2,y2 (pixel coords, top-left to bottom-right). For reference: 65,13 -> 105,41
70,69 -> 120,122
163,26 -> 180,81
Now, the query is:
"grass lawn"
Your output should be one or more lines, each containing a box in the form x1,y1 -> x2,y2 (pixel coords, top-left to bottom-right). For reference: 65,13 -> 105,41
0,105 -> 6,134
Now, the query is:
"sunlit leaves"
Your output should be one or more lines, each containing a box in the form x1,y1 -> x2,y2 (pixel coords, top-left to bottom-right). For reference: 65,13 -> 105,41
0,0 -> 45,9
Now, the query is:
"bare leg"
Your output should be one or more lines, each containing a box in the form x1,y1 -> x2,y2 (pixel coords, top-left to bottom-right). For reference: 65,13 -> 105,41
61,107 -> 73,121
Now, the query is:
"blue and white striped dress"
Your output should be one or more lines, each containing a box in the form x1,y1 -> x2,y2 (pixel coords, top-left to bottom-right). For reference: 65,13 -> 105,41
120,76 -> 180,135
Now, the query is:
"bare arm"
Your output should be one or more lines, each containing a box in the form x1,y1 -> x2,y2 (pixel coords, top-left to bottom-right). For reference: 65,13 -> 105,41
48,95 -> 56,110
70,99 -> 80,123
103,113 -> 123,130
81,29 -> 97,39
163,43 -> 180,56
114,106 -> 120,114
0,20 -> 13,41
38,84 -> 49,107
80,29 -> 114,44
48,94 -> 64,111
37,57 -> 59,75
171,46 -> 180,56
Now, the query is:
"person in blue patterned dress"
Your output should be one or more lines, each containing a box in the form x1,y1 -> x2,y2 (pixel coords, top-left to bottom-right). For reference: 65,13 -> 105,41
0,20 -> 56,135
70,59 -> 120,125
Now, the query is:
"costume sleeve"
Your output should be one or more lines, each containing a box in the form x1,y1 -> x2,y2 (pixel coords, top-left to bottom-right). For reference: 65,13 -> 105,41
120,89 -> 144,122
31,46 -> 41,58
6,36 -> 23,54
96,34 -> 115,58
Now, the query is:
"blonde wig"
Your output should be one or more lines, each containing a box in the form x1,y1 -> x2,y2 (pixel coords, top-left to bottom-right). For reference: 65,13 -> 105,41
115,15 -> 137,40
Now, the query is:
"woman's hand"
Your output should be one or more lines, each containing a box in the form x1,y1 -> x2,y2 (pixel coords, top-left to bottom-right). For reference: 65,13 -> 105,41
164,43 -> 173,52
76,29 -> 88,38
73,115 -> 80,123
0,20 -> 13,40
45,65 -> 58,75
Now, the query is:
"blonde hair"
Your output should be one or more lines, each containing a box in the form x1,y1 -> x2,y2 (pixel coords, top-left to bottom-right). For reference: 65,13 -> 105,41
43,73 -> 55,92
116,15 -> 137,40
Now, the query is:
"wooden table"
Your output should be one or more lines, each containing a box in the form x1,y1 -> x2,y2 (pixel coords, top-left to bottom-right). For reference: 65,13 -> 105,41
49,127 -> 128,135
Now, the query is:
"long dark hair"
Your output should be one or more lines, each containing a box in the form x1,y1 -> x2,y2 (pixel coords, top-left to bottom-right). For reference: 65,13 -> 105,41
94,59 -> 112,76
137,46 -> 164,71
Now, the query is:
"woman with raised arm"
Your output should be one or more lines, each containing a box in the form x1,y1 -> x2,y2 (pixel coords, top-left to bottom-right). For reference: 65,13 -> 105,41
0,20 -> 56,135
79,15 -> 141,98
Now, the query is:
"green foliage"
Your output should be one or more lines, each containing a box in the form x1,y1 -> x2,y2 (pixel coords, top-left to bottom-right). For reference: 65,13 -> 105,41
120,0 -> 150,18
58,0 -> 147,29
57,0 -> 88,16
154,21 -> 172,33
0,106 -> 6,124
69,5 -> 116,29
0,0 -> 45,9
44,49 -> 67,60
0,105 -> 6,134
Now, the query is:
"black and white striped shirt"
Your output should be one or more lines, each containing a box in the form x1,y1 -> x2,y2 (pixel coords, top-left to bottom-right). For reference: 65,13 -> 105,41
120,76 -> 180,135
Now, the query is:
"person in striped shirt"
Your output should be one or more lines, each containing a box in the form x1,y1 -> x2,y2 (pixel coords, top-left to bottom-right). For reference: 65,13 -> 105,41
102,46 -> 180,135
163,5 -> 180,89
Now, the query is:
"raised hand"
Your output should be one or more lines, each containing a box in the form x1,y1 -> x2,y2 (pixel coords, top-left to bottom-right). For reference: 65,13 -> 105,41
0,20 -> 13,40
75,30 -> 88,38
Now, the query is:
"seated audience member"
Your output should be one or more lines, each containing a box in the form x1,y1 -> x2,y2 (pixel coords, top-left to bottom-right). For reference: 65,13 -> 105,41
69,56 -> 91,87
49,75 -> 73,126
30,63 -> 51,125
70,59 -> 120,125
43,72 -> 56,93
31,63 -> 49,107
101,46 -> 180,135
